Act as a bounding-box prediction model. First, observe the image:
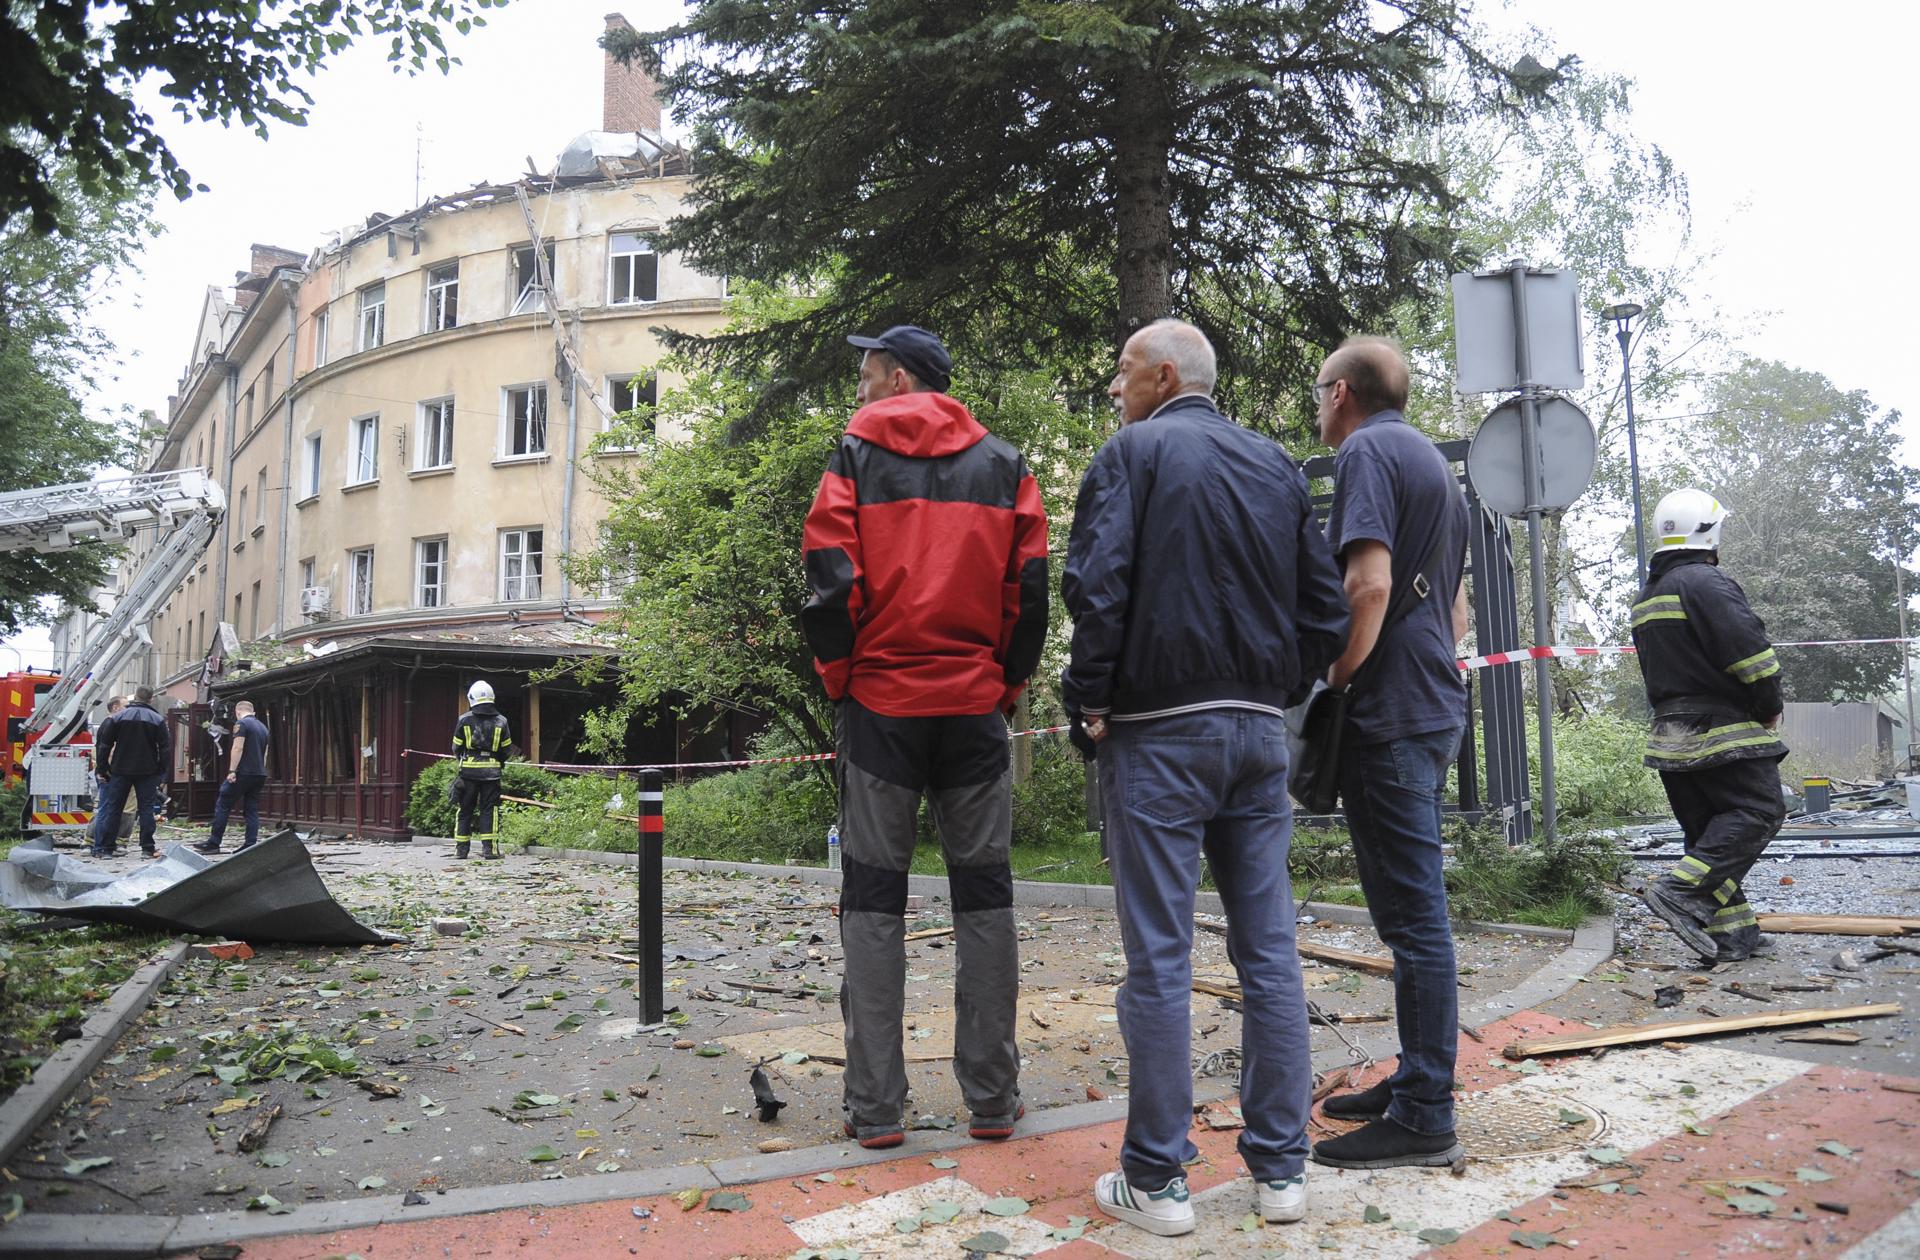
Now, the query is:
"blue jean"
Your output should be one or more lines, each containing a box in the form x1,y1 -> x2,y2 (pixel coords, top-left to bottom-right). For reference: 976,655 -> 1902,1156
1339,725 -> 1462,1135
93,772 -> 164,854
208,773 -> 267,849
1100,708 -> 1310,1188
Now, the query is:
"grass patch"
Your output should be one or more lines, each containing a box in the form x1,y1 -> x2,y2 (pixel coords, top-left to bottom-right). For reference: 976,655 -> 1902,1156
1442,821 -> 1626,930
0,910 -> 172,1102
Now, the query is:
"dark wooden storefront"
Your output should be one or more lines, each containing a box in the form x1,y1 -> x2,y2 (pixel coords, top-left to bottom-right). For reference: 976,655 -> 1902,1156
194,638 -> 758,839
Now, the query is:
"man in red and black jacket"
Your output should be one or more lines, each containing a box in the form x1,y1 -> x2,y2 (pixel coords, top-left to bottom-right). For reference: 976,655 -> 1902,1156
801,324 -> 1048,1151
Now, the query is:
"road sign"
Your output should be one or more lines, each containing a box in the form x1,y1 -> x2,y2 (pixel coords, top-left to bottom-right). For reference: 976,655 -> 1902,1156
1453,266 -> 1586,394
1466,396 -> 1597,517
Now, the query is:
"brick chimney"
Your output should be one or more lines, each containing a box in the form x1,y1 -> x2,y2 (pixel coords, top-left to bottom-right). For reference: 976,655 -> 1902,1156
603,13 -> 662,135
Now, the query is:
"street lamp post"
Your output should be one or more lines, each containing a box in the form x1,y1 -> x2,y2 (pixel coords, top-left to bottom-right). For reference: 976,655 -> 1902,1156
1604,301 -> 1648,587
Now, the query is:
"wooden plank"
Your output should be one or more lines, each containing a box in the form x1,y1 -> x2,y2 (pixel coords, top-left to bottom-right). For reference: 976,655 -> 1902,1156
1502,1002 -> 1902,1059
905,926 -> 954,942
1757,914 -> 1920,936
1196,917 -> 1394,976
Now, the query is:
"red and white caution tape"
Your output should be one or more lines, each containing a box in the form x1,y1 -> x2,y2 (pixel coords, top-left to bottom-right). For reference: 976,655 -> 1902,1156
402,724 -> 1074,776
1457,636 -> 1914,672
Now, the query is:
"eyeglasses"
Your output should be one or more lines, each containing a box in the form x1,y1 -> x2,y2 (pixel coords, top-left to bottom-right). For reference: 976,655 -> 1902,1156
1311,379 -> 1341,405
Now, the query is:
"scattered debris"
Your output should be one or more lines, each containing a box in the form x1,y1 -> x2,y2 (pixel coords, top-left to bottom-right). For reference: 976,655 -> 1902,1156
432,918 -> 472,936
749,1067 -> 786,1122
1779,1029 -> 1865,1045
235,1100 -> 282,1153
188,942 -> 255,961
1758,914 -> 1920,937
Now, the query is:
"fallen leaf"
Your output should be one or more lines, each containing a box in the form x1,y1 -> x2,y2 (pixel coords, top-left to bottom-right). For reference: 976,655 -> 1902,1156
1419,1227 -> 1462,1245
1585,1147 -> 1626,1166
957,1232 -> 1009,1254
356,1176 -> 386,1191
245,1193 -> 295,1215
675,1187 -> 704,1211
1510,1230 -> 1557,1250
1363,1204 -> 1390,1224
1048,1216 -> 1090,1242
893,1217 -> 920,1234
982,1196 -> 1030,1217
1727,1194 -> 1777,1215
209,1097 -> 256,1117
929,1157 -> 958,1170
525,1145 -> 562,1163
1796,1167 -> 1836,1183
708,1191 -> 751,1212
1733,1180 -> 1787,1198
62,1156 -> 113,1175
257,1152 -> 290,1168
1556,1109 -> 1585,1126
1818,1141 -> 1854,1157
919,1201 -> 963,1224
1238,1211 -> 1261,1232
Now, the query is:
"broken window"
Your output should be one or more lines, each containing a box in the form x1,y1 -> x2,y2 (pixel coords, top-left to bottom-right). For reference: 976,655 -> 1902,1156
609,233 -> 657,305
313,309 -> 330,367
349,547 -> 375,616
425,262 -> 459,332
604,371 -> 657,450
500,528 -> 543,601
357,283 -> 385,350
418,397 -> 455,469
511,243 -> 556,315
415,537 -> 448,607
503,384 -> 547,457
349,415 -> 378,484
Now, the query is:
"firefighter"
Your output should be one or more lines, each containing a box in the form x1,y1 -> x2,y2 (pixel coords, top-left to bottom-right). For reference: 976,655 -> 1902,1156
451,679 -> 513,860
1631,488 -> 1787,963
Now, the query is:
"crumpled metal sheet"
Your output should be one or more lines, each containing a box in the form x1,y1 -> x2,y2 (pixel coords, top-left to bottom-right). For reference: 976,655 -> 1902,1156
0,830 -> 402,945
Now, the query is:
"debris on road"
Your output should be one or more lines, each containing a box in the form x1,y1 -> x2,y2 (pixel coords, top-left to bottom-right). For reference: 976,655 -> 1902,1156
1503,1002 -> 1903,1059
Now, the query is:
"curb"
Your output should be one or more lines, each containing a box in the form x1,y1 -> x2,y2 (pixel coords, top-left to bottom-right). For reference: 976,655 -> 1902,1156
0,913 -> 1616,1258
0,942 -> 190,1170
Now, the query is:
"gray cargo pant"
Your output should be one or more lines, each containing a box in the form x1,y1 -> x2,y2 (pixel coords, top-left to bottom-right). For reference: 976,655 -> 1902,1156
835,696 -> 1020,1139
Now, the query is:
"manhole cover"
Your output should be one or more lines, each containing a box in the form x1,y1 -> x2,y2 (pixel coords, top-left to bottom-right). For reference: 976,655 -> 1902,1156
1457,1092 -> 1608,1160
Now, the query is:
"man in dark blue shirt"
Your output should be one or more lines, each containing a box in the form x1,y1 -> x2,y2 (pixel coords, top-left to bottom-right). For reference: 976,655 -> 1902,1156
1310,337 -> 1472,1171
196,699 -> 270,854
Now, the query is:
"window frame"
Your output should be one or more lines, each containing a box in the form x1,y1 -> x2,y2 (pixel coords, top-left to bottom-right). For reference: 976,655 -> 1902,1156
414,536 -> 449,608
357,283 -> 386,351
499,527 -> 544,602
602,371 -> 657,451
607,232 -> 658,306
347,414 -> 379,486
301,433 -> 322,499
348,547 -> 375,617
416,397 -> 456,471
424,261 -> 460,333
313,309 -> 330,368
500,383 -> 548,459
511,242 -> 556,315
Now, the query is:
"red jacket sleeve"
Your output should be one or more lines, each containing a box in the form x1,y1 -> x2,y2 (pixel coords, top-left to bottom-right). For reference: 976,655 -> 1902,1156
998,460 -> 1050,706
800,440 -> 865,700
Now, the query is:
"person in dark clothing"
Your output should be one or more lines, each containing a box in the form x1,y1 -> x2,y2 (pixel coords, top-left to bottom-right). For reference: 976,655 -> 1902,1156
801,324 -> 1049,1152
1064,319 -> 1349,1237
1309,337 -> 1474,1172
92,686 -> 170,859
1632,488 -> 1786,963
88,695 -> 127,854
196,700 -> 270,854
452,679 -> 513,860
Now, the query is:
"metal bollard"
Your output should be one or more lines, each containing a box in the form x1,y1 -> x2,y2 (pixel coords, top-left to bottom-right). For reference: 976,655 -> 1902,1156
637,769 -> 664,1025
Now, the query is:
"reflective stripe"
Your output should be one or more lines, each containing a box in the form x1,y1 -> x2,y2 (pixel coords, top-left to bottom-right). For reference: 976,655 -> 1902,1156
1646,720 -> 1778,762
1726,647 -> 1780,683
1712,878 -> 1738,906
1668,855 -> 1711,885
1707,907 -> 1758,933
1631,594 -> 1687,629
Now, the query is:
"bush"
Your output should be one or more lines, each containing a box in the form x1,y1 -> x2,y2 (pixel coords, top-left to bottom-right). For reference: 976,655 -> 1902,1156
1443,819 -> 1628,928
1541,709 -> 1668,819
403,758 -> 572,836
0,779 -> 26,843
1010,737 -> 1090,848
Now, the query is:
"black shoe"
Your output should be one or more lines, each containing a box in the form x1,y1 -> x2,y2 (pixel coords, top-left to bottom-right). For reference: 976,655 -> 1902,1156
193,842 -> 221,854
1312,1117 -> 1464,1169
1321,1079 -> 1393,1122
1640,884 -> 1716,960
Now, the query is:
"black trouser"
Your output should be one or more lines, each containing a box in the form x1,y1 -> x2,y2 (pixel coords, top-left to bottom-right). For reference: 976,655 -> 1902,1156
452,775 -> 501,841
1655,755 -> 1785,957
834,696 -> 1019,1136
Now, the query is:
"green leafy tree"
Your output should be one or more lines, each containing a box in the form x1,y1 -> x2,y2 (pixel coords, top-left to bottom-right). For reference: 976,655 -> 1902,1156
2,0 -> 507,233
0,156 -> 150,632
568,292 -> 1099,756
611,0 -> 1559,434
1673,359 -> 1918,702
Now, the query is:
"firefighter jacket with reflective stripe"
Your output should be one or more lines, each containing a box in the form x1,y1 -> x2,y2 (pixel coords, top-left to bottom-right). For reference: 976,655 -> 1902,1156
801,390 -> 1049,718
1630,551 -> 1786,771
453,704 -> 511,779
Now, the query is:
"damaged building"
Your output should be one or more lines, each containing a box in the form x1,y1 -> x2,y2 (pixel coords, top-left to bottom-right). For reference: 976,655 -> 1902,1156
96,15 -> 756,838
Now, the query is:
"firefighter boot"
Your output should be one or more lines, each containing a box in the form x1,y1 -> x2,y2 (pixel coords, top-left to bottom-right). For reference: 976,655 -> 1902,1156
454,841 -> 471,860
482,839 -> 501,861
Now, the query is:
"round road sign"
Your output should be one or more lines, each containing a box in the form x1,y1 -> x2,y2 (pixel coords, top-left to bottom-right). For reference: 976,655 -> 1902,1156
1466,396 -> 1597,516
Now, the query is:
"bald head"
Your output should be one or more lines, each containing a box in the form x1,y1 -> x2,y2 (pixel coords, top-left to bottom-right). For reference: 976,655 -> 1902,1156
1315,335 -> 1410,447
1110,319 -> 1217,424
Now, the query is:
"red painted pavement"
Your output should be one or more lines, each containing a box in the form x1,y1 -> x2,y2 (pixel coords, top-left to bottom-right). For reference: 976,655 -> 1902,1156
227,1012 -> 1918,1260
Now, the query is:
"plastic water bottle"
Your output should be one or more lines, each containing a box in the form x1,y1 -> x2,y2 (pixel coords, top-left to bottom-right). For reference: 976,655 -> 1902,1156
826,823 -> 842,871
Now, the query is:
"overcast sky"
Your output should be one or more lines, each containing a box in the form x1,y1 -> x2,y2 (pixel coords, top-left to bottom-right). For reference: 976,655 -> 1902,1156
4,0 -> 1913,668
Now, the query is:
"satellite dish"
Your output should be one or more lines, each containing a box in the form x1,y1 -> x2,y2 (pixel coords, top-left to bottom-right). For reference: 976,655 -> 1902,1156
1466,396 -> 1597,516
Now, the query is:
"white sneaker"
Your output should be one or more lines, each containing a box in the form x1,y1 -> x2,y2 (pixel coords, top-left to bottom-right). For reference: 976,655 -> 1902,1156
1257,1173 -> 1307,1223
1094,1170 -> 1194,1236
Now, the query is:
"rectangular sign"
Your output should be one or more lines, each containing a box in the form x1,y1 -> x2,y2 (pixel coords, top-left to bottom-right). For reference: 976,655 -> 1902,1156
1452,266 -> 1586,394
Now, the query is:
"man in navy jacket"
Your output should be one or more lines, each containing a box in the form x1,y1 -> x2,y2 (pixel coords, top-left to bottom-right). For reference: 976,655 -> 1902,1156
1063,319 -> 1348,1237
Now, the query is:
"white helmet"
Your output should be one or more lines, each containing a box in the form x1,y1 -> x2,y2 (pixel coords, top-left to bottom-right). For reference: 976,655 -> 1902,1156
1652,488 -> 1729,554
467,680 -> 495,706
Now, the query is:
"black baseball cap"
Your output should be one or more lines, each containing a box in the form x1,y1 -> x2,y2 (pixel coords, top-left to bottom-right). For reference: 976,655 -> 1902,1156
847,325 -> 952,393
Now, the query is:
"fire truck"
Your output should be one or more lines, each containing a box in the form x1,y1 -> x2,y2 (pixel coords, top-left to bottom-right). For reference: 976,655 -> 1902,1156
0,471 -> 226,837
2,671 -> 64,786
